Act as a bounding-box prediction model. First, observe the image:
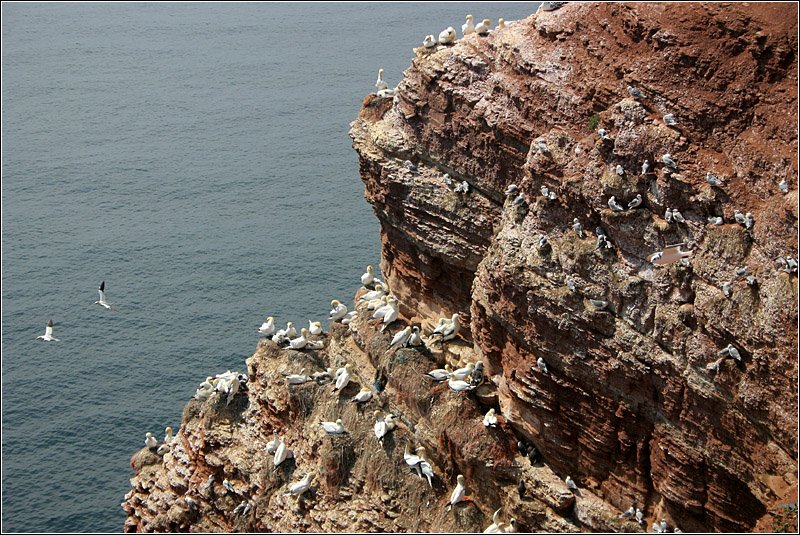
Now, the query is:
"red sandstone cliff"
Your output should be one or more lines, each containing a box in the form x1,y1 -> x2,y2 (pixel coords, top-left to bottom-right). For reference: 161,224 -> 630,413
123,3 -> 798,532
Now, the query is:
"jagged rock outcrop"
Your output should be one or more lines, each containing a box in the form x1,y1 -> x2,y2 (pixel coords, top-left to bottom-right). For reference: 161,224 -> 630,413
123,303 -> 630,532
123,3 -> 797,533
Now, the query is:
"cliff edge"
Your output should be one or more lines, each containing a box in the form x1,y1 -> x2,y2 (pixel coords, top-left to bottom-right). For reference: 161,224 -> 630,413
123,3 -> 798,532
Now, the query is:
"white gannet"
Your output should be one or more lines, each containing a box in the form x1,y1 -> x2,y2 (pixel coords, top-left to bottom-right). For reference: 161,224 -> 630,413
361,265 -> 375,286
408,326 -> 423,346
385,413 -> 397,431
320,418 -> 347,435
225,376 -> 240,405
145,432 -> 157,449
448,377 -> 473,392
380,298 -> 400,329
265,430 -> 279,454
627,194 -> 642,209
376,87 -> 396,99
373,295 -> 398,319
273,321 -> 296,344
425,364 -> 452,381
359,284 -> 385,302
483,408 -> 498,427
329,300 -> 348,322
451,362 -> 475,381
608,196 -> 624,211
565,475 -> 578,491
306,339 -> 324,350
341,311 -> 358,325
273,436 -> 293,467
285,473 -> 314,497
215,370 -> 240,405
374,410 -> 390,442
285,328 -> 309,350
308,320 -> 323,336
163,426 -> 174,445
194,376 -> 216,401
37,319 -> 60,342
423,34 -> 436,49
432,313 -> 460,342
484,508 -> 505,533
351,387 -> 373,404
375,69 -> 388,92
95,281 -> 112,309
537,357 -> 548,375
476,18 -> 492,35
462,14 -> 475,36
415,446 -> 435,487
285,368 -> 311,384
439,26 -> 457,45
648,243 -> 692,266
334,364 -> 351,392
389,326 -> 412,349
498,18 -> 506,29
447,474 -> 467,509
367,294 -> 388,311
258,316 -> 275,336
403,442 -> 422,476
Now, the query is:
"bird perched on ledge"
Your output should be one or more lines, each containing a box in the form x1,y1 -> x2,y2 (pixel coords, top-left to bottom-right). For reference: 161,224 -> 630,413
439,26 -> 457,45
462,14 -> 475,36
375,69 -> 388,92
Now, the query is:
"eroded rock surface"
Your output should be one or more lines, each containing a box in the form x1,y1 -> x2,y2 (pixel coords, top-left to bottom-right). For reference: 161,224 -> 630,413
124,3 -> 797,533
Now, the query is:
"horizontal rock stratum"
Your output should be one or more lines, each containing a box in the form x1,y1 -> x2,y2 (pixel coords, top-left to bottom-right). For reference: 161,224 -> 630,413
123,3 -> 798,532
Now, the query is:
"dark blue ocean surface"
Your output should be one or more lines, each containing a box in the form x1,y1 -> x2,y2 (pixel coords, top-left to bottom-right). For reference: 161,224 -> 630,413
1,3 -> 538,531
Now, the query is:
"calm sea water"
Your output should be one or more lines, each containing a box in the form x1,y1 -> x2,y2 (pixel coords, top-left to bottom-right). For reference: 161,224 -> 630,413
1,3 -> 538,532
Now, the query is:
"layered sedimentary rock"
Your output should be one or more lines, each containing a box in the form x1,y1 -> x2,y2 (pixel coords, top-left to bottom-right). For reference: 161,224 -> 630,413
351,2 -> 797,532
123,3 -> 797,533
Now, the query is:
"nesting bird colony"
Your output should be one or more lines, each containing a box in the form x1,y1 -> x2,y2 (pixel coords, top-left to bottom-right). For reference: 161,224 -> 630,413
115,3 -> 798,533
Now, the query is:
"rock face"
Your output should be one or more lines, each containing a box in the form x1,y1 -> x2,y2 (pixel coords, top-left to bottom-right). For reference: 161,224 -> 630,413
123,3 -> 797,533
351,2 -> 797,532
